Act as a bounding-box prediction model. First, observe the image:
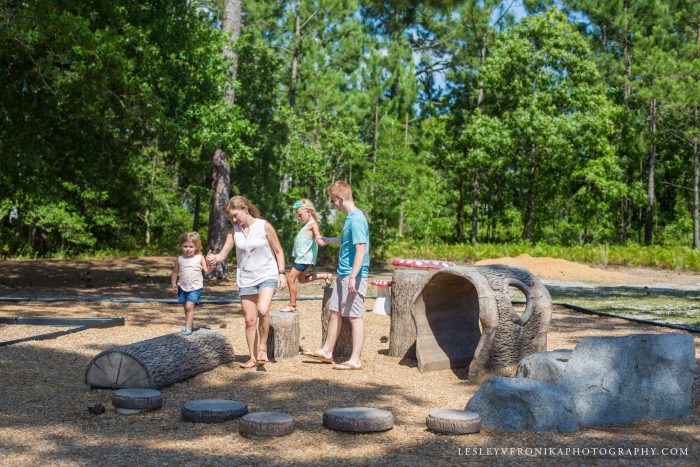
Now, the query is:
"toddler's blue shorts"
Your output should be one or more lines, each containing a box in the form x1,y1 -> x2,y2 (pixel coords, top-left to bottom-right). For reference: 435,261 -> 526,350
178,287 -> 202,304
293,263 -> 311,272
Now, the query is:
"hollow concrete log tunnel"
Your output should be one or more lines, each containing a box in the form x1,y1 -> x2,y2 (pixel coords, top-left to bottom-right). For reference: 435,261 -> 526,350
412,265 -> 552,379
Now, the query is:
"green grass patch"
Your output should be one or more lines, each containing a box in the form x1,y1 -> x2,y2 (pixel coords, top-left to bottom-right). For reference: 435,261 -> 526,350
550,288 -> 700,330
384,241 -> 700,272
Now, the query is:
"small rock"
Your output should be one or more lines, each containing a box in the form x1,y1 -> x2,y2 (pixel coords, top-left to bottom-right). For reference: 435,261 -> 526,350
379,336 -> 388,343
219,322 -> 227,329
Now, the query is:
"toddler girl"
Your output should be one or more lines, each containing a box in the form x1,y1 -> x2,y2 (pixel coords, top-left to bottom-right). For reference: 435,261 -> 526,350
170,232 -> 209,334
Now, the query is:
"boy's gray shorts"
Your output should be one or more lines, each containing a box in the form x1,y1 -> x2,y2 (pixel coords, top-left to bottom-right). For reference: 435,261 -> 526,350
328,274 -> 368,318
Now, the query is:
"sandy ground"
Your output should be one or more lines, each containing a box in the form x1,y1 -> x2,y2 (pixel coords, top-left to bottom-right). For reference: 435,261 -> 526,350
0,257 -> 698,465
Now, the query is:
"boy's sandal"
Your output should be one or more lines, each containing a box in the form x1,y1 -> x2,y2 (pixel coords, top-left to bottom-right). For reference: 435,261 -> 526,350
333,361 -> 362,371
301,349 -> 334,364
239,359 -> 257,369
278,304 -> 297,312
180,327 -> 192,335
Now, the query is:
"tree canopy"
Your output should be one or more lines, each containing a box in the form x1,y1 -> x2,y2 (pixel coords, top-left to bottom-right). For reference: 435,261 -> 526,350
1,0 -> 698,257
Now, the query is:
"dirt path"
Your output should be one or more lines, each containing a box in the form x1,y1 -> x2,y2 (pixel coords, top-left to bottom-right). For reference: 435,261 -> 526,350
1,255 -> 698,300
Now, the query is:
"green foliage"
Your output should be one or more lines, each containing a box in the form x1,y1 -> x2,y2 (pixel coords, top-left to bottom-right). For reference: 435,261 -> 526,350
1,0 -> 698,262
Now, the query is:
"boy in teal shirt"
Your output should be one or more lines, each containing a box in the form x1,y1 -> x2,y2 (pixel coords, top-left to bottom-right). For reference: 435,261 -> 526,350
303,180 -> 369,370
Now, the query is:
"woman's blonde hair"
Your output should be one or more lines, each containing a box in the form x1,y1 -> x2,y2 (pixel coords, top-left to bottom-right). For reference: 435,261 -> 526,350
295,198 -> 319,221
179,231 -> 203,253
327,180 -> 353,200
224,195 -> 261,219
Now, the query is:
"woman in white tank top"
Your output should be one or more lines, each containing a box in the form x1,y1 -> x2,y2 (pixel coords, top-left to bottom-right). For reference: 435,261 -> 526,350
207,196 -> 287,369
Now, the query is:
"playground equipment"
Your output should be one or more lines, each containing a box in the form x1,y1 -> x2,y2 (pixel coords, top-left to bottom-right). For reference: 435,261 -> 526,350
370,279 -> 391,315
377,259 -> 454,316
391,259 -> 455,269
388,270 -> 430,360
267,310 -> 300,360
239,412 -> 295,437
323,407 -> 394,432
182,399 -> 249,423
425,409 -> 481,434
85,329 -> 234,389
413,265 -> 552,379
112,388 -> 162,414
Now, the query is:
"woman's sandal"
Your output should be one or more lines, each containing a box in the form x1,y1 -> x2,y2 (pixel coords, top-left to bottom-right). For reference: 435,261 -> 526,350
257,348 -> 269,364
239,359 -> 257,369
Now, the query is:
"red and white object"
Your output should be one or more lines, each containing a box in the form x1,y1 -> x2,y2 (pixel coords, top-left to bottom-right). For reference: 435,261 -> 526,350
391,258 -> 455,270
370,279 -> 392,316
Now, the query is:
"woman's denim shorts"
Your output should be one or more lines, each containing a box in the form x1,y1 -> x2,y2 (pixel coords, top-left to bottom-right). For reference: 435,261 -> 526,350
239,279 -> 278,297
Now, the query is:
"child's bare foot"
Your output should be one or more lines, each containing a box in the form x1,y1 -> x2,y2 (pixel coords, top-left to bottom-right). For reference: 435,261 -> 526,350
239,359 -> 257,369
279,304 -> 297,312
323,274 -> 335,288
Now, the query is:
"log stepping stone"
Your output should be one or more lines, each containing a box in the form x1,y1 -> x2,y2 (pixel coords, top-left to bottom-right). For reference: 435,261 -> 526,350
426,409 -> 481,434
323,407 -> 394,433
112,388 -> 162,415
239,412 -> 295,438
181,399 -> 248,423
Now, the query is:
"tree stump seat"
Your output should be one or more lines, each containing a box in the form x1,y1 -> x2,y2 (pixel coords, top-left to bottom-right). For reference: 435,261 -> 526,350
266,310 -> 300,360
320,287 -> 352,359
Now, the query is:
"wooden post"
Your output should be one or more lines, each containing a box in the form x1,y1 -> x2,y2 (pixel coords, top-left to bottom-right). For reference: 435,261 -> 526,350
389,270 -> 431,360
85,329 -> 234,389
267,310 -> 300,360
321,286 -> 353,359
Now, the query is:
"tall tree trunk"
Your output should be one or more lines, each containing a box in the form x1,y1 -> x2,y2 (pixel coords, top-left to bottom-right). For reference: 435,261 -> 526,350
279,0 -> 301,195
620,1 -> 632,242
470,170 -> 479,244
476,29 -> 488,109
693,106 -> 699,249
207,0 -> 242,279
644,98 -> 657,246
522,145 -> 538,242
372,102 -> 380,172
193,192 -> 200,232
289,0 -> 300,110
693,19 -> 700,249
622,0 -> 631,106
455,186 -> 466,242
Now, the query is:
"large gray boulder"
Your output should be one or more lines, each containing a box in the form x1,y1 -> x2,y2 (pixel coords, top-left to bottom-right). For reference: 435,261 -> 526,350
515,349 -> 572,384
466,377 -> 578,432
559,333 -> 695,426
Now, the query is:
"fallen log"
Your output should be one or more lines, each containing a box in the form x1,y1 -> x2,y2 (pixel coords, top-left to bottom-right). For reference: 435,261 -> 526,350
85,329 -> 234,389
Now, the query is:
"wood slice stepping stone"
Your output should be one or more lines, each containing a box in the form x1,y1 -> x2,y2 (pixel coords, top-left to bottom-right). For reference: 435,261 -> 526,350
323,407 -> 394,433
426,409 -> 481,434
239,412 -> 295,438
112,388 -> 162,414
181,399 -> 248,423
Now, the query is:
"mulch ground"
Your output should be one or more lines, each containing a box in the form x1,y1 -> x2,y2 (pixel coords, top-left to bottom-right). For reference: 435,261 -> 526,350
0,258 -> 698,465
